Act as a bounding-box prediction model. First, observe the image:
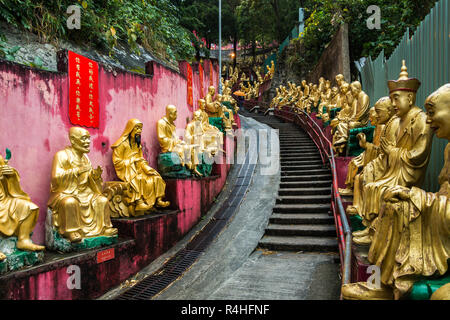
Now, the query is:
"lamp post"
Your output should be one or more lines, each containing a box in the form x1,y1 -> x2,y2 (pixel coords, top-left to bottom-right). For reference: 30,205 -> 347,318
219,0 -> 222,94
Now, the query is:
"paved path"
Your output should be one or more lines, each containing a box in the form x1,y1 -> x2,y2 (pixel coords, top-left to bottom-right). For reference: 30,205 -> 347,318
153,113 -> 341,300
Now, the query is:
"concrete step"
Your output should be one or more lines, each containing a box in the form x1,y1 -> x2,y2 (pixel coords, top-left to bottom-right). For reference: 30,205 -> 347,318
281,169 -> 330,176
273,203 -> 331,214
279,180 -> 332,188
278,187 -> 331,196
269,213 -> 334,225
280,160 -> 324,166
281,164 -> 325,171
258,235 -> 338,252
280,154 -> 321,160
265,224 -> 336,237
281,175 -> 331,182
276,195 -> 331,204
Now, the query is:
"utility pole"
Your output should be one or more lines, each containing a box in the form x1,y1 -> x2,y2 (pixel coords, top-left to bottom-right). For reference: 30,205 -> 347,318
219,0 -> 222,94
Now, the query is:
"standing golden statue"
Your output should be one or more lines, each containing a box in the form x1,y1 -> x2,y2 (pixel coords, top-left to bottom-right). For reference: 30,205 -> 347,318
342,83 -> 450,300
48,127 -> 118,243
0,154 -> 44,260
111,119 -> 170,215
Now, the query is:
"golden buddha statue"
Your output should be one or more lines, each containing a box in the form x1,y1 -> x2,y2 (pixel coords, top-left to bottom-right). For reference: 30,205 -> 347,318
111,119 -> 170,215
317,80 -> 332,118
332,81 -> 370,154
222,86 -> 239,113
349,61 -> 433,246
0,155 -> 45,258
185,110 -> 219,159
342,83 -> 450,300
339,97 -> 395,196
157,104 -> 197,172
48,127 -> 118,243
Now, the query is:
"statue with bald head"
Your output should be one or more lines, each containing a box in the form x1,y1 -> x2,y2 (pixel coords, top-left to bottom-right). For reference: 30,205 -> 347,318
47,127 -> 117,244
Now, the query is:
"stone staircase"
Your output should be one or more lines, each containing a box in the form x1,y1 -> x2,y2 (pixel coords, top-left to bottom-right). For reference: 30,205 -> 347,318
257,122 -> 338,253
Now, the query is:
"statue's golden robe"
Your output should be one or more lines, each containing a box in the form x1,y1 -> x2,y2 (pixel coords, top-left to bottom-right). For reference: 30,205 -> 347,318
333,92 -> 370,144
368,143 -> 450,297
0,156 -> 39,237
112,120 -> 166,207
344,123 -> 385,189
360,107 -> 433,221
48,147 -> 113,237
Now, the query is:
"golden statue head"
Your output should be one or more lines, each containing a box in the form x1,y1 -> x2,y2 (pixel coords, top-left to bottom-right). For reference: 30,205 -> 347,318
112,119 -> 143,149
208,86 -> 216,95
388,60 -> 420,118
350,81 -> 362,96
374,96 -> 395,125
165,105 -> 178,123
198,99 -> 206,110
335,74 -> 344,85
425,83 -> 450,140
69,127 -> 91,154
193,110 -> 203,122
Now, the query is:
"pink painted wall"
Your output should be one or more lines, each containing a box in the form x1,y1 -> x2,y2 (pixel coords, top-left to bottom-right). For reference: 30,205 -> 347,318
0,54 -> 219,245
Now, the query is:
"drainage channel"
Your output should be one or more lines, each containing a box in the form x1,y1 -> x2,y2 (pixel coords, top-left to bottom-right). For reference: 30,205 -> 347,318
117,148 -> 256,300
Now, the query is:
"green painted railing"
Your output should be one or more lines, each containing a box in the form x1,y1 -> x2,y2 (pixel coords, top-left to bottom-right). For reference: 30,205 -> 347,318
360,0 -> 449,192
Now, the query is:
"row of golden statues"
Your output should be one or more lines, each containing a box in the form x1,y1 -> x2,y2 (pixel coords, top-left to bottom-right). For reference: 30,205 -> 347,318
270,61 -> 450,299
222,61 -> 275,101
0,81 -> 238,261
270,73 -> 372,156
340,63 -> 450,300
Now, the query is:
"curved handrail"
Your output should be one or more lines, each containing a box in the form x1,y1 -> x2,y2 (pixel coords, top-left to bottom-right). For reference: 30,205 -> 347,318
274,105 -> 352,294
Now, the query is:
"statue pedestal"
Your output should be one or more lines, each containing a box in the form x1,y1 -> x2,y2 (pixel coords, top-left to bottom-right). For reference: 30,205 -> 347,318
0,237 -> 44,274
45,208 -> 118,253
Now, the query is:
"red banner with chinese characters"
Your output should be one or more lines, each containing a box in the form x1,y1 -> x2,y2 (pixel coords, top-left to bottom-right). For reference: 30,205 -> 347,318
199,62 -> 204,98
187,63 -> 193,108
68,51 -> 99,128
209,60 -> 214,86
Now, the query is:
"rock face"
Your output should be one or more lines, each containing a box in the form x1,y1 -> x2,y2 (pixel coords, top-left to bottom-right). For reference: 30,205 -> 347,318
0,21 -> 178,73
265,43 -> 305,105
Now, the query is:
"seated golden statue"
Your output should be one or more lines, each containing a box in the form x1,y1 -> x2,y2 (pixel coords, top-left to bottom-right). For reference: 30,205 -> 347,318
157,104 -> 202,176
205,86 -> 233,130
0,155 -> 44,259
339,97 -> 395,196
185,110 -> 219,162
222,87 -> 239,113
111,119 -> 170,215
332,81 -> 370,154
48,127 -> 118,243
342,83 -> 450,300
349,61 -> 433,246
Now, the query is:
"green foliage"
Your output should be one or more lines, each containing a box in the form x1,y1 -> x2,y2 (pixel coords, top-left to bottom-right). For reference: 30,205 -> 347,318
296,0 -> 438,76
0,38 -> 19,61
0,0 -> 196,62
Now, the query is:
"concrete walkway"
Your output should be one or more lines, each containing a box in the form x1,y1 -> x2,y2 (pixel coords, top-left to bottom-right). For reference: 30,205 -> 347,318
100,114 -> 341,300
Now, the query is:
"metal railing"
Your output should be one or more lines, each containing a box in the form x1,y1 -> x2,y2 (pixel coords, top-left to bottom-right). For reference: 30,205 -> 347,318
274,105 -> 352,295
